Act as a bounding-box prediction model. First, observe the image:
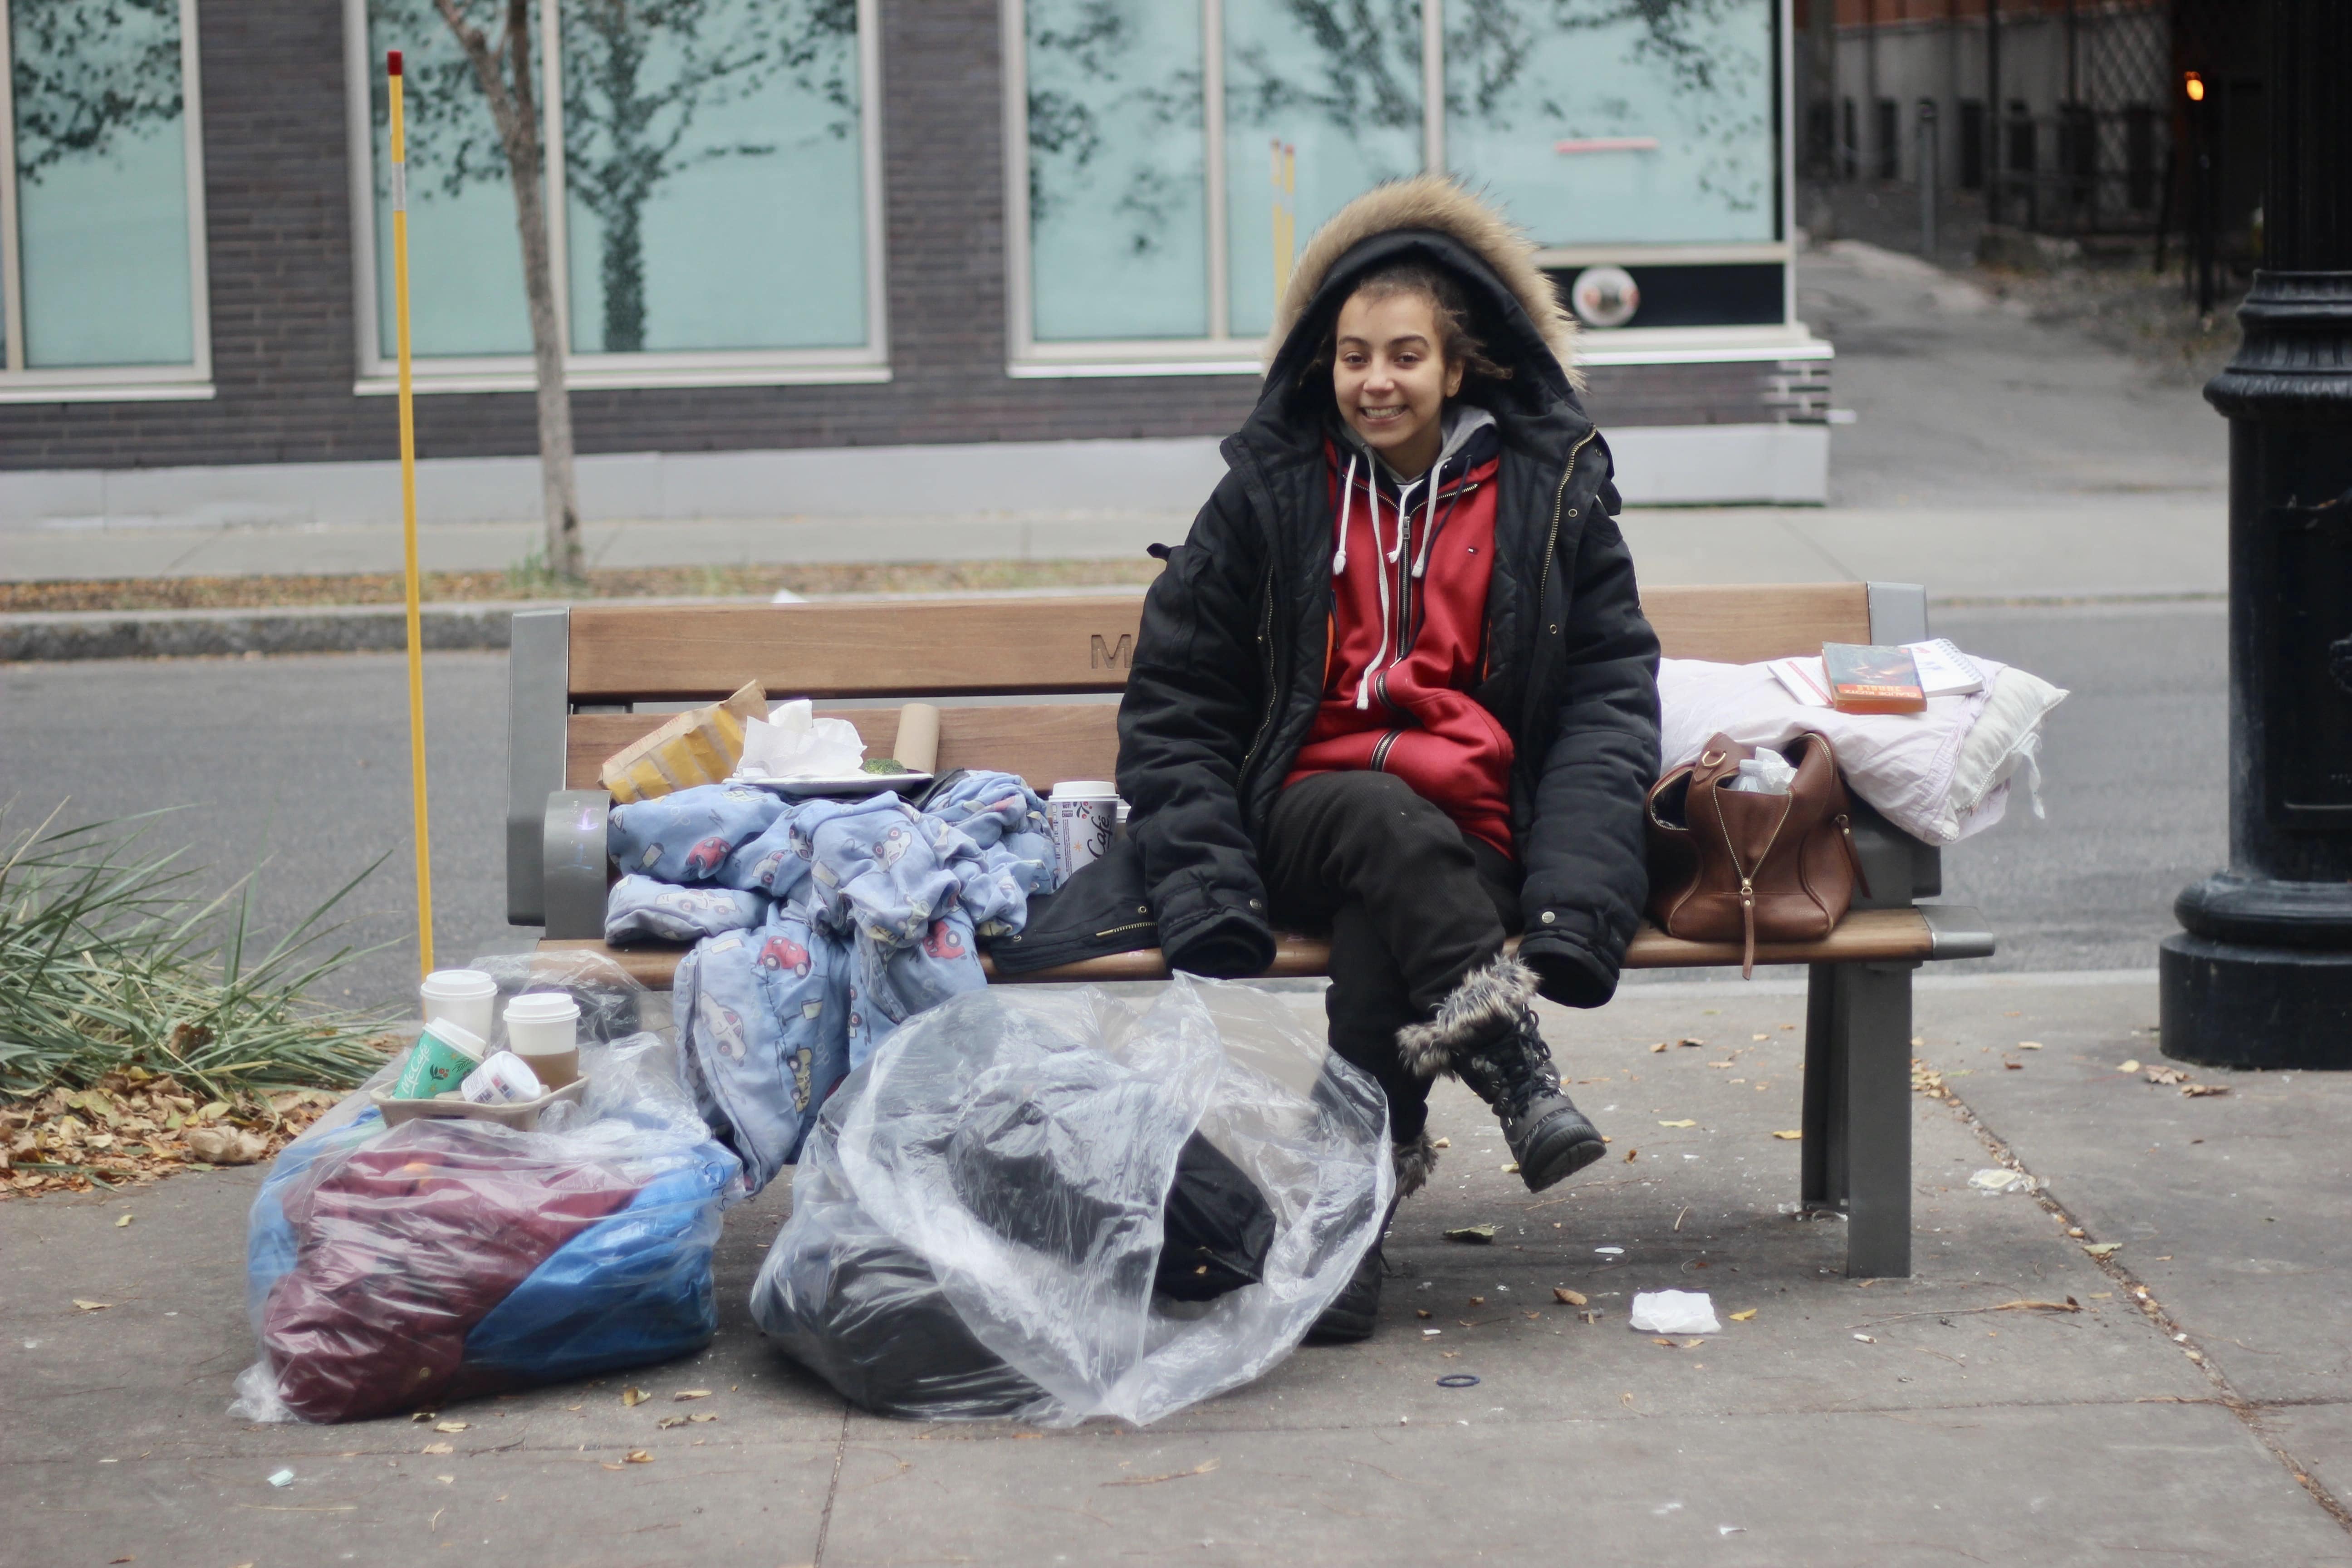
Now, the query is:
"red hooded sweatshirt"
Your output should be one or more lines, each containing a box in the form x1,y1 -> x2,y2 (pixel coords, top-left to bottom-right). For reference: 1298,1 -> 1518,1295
1284,407 -> 1515,858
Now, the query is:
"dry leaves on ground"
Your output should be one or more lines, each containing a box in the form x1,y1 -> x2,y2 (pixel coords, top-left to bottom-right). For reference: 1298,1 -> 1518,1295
3,1072 -> 349,1197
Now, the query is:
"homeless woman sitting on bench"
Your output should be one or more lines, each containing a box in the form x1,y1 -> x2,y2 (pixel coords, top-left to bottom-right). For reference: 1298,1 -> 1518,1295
1118,178 -> 1662,1337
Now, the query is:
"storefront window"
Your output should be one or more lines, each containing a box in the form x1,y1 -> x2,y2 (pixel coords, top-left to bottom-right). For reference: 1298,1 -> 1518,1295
356,0 -> 881,382
2,0 -> 208,384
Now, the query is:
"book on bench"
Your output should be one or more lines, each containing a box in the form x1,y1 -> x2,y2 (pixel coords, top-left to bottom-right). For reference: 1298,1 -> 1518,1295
1769,638 -> 1984,712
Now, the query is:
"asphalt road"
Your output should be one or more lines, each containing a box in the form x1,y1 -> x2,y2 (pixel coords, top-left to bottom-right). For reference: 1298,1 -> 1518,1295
1,601 -> 2222,1012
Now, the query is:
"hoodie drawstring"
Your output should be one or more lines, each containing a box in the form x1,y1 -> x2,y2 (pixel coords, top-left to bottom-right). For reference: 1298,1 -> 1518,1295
1332,454 -> 1356,575
1355,459 -> 1390,709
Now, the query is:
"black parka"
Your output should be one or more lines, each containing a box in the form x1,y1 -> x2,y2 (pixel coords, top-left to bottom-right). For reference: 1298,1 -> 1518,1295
1113,186 -> 1662,1009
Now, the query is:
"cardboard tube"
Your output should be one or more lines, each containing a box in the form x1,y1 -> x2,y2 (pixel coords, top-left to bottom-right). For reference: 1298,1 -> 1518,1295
895,703 -> 941,774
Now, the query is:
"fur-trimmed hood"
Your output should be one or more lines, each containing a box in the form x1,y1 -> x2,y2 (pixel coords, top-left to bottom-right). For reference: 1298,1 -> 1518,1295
1266,176 -> 1581,392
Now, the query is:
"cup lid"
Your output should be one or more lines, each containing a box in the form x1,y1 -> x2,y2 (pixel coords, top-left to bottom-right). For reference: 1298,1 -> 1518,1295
1049,780 -> 1118,798
422,968 -> 499,998
421,1016 -> 488,1055
505,990 -> 582,1022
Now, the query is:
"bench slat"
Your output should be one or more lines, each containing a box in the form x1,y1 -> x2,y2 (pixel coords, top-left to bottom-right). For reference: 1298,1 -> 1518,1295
567,597 -> 1151,703
561,583 -> 1873,706
540,906 -> 1959,991
567,703 -> 1122,792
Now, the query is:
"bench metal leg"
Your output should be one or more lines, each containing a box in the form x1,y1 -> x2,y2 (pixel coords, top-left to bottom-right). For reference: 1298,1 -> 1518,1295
1801,960 -> 1918,1278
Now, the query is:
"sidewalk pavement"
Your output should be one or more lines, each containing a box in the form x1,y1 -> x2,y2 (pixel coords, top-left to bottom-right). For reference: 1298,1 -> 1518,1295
11,973 -> 2351,1566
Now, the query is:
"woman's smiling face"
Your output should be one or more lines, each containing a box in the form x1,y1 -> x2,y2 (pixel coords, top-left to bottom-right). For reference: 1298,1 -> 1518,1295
1332,287 -> 1464,480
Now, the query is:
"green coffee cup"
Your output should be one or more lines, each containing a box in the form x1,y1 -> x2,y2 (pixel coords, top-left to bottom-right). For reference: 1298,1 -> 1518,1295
392,1017 -> 488,1099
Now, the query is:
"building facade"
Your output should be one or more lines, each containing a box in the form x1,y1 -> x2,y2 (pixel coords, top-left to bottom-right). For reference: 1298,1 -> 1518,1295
0,0 -> 1831,529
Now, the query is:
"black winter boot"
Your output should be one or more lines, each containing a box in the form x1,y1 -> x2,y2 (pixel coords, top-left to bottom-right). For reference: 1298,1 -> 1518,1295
1304,1132 -> 1434,1344
1396,954 -> 1607,1194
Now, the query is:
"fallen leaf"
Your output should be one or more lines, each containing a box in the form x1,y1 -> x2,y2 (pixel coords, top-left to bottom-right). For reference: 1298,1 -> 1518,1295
1102,1457 -> 1220,1488
600,1462 -> 627,1472
2117,1059 -> 2142,1073
2145,1065 -> 2190,1086
1752,1033 -> 1769,1042
185,1127 -> 269,1166
73,1298 -> 111,1311
620,1387 -> 648,1407
1416,1308 -> 1434,1319
624,1450 -> 652,1464
2183,1083 -> 2231,1098
1443,1224 -> 1497,1245
1681,1338 -> 1705,1349
1499,1161 -> 1519,1174
1620,1392 -> 1635,1406
1651,1337 -> 1678,1348
1468,1296 -> 1487,1307
420,1442 -> 454,1455
410,1411 -> 439,1423
114,1214 -> 133,1228
1623,1147 -> 1638,1162
1553,1288 -> 1588,1307
435,1475 -> 454,1485
656,1416 -> 688,1430
2084,1242 -> 2122,1257
1431,1137 -> 1450,1149
2004,1061 -> 2024,1070
1649,1042 -> 1667,1053
688,1413 -> 719,1424
1677,1038 -> 1704,1048
433,1421 -> 468,1434
670,1389 -> 712,1401
1771,1130 -> 1803,1140
1729,1308 -> 1758,1322
1657,1119 -> 1696,1128
2018,1041 -> 2043,1050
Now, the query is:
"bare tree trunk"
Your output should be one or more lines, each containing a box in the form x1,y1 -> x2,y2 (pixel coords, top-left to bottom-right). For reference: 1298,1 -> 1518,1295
434,0 -> 585,580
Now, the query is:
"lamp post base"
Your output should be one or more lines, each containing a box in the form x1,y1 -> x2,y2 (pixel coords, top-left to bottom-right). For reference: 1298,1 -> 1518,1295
2160,933 -> 2352,1070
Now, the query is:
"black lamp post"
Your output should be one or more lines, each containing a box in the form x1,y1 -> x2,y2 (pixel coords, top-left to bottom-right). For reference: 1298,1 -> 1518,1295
2161,0 -> 2352,1068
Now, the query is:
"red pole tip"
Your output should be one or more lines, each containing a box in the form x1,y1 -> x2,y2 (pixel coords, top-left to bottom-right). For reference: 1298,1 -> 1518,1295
387,49 -> 402,77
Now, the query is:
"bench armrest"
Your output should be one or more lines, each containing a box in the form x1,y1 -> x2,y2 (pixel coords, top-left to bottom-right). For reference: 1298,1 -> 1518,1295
544,790 -> 612,940
1846,799 -> 1941,910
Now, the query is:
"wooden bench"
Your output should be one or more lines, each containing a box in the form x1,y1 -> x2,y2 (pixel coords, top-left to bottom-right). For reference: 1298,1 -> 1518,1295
504,583 -> 1994,1278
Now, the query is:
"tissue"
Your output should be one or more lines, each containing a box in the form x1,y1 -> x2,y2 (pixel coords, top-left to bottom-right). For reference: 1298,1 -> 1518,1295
736,699 -> 867,781
1725,746 -> 1797,795
1627,1289 -> 1722,1335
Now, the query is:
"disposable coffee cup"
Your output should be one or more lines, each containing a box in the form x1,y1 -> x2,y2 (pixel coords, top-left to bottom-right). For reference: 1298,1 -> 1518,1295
419,969 -> 498,1045
1047,780 -> 1121,888
504,992 -> 582,1089
392,1016 -> 487,1100
461,1050 -> 545,1106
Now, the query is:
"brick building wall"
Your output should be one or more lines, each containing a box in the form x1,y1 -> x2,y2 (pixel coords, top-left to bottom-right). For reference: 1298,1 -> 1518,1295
0,0 -> 1784,475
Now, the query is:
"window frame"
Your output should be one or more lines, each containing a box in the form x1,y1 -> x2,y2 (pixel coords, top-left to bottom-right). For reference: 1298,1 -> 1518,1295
342,0 -> 889,396
1001,0 -> 1812,378
0,0 -> 215,404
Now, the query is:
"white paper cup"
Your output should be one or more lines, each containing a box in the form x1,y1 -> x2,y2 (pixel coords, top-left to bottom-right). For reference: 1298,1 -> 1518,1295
461,1050 -> 546,1106
1047,780 -> 1121,887
419,968 -> 498,1044
503,991 -> 582,1088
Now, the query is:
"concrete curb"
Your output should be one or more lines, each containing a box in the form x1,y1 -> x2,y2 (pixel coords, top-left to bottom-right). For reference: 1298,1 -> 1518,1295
0,602 -> 524,661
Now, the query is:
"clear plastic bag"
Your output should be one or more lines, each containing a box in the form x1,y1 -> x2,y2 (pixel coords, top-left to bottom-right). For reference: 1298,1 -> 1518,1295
750,974 -> 1391,1426
231,953 -> 740,1424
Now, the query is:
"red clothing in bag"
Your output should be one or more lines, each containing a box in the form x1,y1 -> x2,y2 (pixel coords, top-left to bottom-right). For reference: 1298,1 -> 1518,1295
1285,417 -> 1515,857
262,1120 -> 642,1422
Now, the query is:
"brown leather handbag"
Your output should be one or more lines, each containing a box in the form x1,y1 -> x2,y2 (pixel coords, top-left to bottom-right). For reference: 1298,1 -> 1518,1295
1645,732 -> 1870,976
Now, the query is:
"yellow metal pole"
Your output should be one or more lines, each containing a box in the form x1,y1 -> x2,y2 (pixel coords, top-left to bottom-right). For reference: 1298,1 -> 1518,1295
388,50 -> 435,977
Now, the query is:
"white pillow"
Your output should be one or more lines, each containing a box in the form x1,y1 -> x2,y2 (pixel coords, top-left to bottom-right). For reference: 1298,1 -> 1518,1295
1656,657 -> 2066,845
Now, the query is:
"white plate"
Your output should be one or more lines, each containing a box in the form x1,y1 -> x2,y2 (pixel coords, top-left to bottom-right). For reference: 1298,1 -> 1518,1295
728,770 -> 934,798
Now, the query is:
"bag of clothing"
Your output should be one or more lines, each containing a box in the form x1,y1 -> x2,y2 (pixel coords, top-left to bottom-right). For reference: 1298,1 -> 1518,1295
750,974 -> 1390,1426
232,1000 -> 743,1424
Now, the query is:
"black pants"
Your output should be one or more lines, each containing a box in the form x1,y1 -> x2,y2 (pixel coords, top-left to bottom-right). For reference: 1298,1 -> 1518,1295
1263,771 -> 1521,1146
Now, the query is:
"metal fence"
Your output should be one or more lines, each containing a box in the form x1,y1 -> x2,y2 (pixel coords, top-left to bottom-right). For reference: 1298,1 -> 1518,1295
1990,1 -> 2172,235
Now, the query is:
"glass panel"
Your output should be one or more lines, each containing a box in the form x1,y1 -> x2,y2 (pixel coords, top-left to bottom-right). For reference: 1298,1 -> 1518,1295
561,0 -> 866,354
1444,0 -> 1777,247
1025,0 -> 1207,342
1223,0 -> 1421,340
368,0 -> 534,358
10,0 -> 193,368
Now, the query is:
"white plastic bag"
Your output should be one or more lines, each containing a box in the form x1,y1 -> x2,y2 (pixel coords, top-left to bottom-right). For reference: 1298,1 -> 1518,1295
1628,1289 -> 1722,1335
751,975 -> 1392,1426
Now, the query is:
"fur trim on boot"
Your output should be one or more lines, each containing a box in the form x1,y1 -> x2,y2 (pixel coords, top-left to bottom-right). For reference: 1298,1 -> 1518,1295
1396,952 -> 1540,1079
1393,1130 -> 1439,1199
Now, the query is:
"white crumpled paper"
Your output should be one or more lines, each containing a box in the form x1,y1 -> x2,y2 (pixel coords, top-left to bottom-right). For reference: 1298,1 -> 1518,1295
736,699 -> 867,781
1627,1289 -> 1721,1335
